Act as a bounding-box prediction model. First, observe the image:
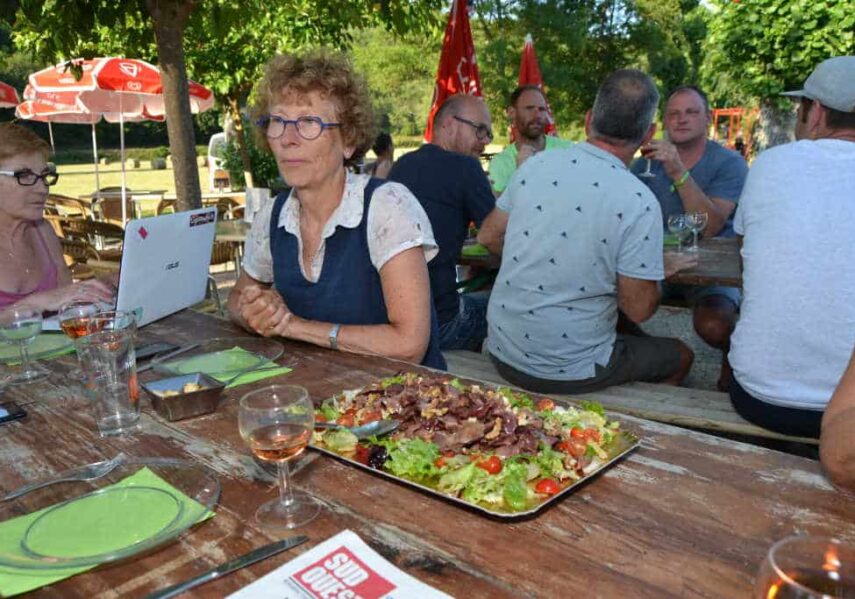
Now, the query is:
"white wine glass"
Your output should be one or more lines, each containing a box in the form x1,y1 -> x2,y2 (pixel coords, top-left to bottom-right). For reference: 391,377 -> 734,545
0,306 -> 49,384
667,214 -> 691,253
754,535 -> 855,598
686,211 -> 709,252
239,384 -> 319,530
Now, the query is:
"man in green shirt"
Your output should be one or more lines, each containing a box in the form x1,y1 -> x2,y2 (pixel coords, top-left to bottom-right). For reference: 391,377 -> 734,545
488,85 -> 574,195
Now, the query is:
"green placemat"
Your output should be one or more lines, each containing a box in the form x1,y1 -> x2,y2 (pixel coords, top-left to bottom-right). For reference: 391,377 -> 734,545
0,467 -> 214,597
461,243 -> 490,257
0,334 -> 74,366
168,347 -> 292,389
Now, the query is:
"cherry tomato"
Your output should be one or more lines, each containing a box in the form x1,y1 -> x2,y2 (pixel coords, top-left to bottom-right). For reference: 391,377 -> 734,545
556,438 -> 587,458
354,444 -> 371,465
535,478 -> 560,495
570,427 -> 585,439
315,413 -> 327,423
583,428 -> 601,443
434,457 -> 448,468
361,410 -> 382,424
442,450 -> 456,458
536,398 -> 555,411
337,408 -> 356,427
476,456 -> 503,475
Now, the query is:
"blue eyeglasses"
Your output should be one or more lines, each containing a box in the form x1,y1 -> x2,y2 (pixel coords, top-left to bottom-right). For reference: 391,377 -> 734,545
255,115 -> 341,140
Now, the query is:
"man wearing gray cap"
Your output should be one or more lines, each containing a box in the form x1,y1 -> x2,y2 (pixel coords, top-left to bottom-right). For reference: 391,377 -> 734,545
728,56 -> 855,439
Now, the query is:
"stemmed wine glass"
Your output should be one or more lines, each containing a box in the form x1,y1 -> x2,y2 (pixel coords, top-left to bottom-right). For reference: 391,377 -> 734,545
59,300 -> 103,340
667,214 -> 691,252
59,301 -> 107,382
685,211 -> 708,252
239,384 -> 320,530
754,535 -> 854,598
638,144 -> 656,179
0,306 -> 49,384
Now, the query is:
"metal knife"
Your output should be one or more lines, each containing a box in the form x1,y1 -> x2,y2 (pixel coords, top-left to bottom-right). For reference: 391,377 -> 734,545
137,342 -> 201,373
145,536 -> 308,599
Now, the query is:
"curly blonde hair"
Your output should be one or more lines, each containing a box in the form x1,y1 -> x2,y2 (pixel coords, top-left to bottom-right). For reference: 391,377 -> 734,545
251,50 -> 375,165
0,123 -> 51,163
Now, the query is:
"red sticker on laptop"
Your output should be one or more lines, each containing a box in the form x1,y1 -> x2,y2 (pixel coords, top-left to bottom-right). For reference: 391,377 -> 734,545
137,226 -> 148,240
292,546 -> 396,599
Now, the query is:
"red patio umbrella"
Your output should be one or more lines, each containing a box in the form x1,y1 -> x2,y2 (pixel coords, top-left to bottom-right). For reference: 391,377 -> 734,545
0,81 -> 20,108
29,58 -> 213,224
514,33 -> 557,140
424,0 -> 482,143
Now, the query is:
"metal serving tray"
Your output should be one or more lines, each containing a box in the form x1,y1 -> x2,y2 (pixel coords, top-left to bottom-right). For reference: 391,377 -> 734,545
310,389 -> 640,520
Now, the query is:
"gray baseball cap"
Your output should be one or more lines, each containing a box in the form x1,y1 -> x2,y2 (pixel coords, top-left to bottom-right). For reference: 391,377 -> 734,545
781,56 -> 855,113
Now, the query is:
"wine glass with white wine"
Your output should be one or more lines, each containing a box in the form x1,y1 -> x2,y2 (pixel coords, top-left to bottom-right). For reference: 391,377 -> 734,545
667,214 -> 691,252
239,384 -> 320,530
754,535 -> 855,598
0,306 -> 49,384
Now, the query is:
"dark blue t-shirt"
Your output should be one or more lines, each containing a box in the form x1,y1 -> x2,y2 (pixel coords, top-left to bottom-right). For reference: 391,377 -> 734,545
631,139 -> 748,237
389,144 -> 495,324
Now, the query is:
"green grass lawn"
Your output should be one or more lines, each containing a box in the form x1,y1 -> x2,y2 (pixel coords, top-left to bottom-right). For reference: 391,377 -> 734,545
54,162 -> 212,199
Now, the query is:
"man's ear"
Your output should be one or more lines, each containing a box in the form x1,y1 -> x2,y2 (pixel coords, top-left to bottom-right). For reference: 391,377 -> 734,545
807,99 -> 825,138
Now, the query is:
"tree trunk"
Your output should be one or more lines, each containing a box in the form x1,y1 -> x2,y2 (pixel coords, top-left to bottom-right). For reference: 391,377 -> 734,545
227,96 -> 255,188
755,99 -> 795,153
146,0 -> 201,212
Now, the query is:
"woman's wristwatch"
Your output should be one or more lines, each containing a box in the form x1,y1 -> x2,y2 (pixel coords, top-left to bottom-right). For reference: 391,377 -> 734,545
328,323 -> 341,350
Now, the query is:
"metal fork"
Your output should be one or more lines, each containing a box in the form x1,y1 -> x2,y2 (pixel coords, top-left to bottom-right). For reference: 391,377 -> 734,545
2,453 -> 126,502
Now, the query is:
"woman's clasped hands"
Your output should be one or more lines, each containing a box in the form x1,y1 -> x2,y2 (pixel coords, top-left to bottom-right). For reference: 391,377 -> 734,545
238,284 -> 294,338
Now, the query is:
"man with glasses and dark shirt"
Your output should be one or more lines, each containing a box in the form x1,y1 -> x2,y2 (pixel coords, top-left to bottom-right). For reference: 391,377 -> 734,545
389,95 -> 496,351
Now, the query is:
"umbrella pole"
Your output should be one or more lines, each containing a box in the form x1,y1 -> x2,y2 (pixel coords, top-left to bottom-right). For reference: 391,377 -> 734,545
91,123 -> 101,200
47,122 -> 55,152
120,111 -> 128,226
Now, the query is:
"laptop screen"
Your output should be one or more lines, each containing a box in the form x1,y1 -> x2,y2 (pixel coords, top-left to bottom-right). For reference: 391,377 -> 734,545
116,208 -> 217,326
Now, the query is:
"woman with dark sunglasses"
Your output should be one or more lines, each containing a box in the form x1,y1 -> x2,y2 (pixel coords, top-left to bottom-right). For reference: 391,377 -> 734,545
0,123 -> 114,311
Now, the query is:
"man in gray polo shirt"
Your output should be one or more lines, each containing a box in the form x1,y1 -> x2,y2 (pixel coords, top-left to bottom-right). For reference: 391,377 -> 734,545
478,69 -> 693,393
631,86 -> 748,390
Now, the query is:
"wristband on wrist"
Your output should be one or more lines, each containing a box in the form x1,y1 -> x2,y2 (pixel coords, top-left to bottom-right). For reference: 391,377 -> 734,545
328,323 -> 341,350
670,170 -> 691,192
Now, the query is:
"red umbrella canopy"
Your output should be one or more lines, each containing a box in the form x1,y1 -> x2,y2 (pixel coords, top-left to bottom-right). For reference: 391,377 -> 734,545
0,81 -> 20,108
516,34 -> 557,139
424,0 -> 483,142
28,58 -> 213,119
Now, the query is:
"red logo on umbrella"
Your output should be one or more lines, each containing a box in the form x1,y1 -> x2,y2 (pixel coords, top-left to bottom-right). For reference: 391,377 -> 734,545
119,63 -> 140,78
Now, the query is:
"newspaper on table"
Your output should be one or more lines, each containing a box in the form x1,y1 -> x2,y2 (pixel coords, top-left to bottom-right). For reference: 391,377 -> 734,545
228,529 -> 453,599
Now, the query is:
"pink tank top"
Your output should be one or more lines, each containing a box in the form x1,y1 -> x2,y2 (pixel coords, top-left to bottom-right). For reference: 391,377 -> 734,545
0,226 -> 59,309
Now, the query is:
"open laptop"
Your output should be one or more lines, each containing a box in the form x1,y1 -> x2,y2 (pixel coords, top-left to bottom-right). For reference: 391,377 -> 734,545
45,207 -> 217,330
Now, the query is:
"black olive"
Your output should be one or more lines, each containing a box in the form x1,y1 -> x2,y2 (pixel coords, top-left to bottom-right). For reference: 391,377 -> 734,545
367,446 -> 388,469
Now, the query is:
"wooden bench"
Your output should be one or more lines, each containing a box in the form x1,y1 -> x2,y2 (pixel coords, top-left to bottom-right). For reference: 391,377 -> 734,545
443,350 -> 818,445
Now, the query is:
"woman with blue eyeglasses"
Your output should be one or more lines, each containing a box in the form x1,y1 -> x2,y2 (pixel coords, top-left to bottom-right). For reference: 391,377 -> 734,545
0,123 -> 114,311
227,51 -> 446,369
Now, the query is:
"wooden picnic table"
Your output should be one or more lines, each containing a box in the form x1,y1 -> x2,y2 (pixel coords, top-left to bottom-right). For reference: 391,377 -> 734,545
1,309 -> 852,598
666,236 -> 741,288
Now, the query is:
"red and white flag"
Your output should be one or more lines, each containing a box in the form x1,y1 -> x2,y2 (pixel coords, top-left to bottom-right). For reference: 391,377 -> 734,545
516,33 -> 557,138
423,0 -> 482,142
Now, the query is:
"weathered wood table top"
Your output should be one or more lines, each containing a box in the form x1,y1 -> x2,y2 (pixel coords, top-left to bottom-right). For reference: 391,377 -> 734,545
215,219 -> 251,244
1,310 -> 851,598
666,237 -> 741,288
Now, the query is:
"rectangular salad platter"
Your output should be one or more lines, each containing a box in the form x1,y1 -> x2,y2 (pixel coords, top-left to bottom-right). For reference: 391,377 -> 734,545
310,372 -> 640,520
